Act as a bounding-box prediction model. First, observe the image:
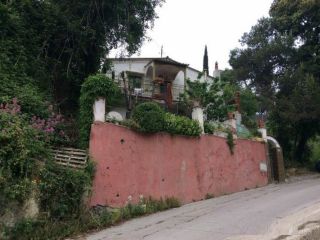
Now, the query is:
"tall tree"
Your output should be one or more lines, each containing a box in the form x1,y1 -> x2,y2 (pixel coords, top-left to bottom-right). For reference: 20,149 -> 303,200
229,0 -> 320,162
203,45 -> 209,74
0,0 -> 163,111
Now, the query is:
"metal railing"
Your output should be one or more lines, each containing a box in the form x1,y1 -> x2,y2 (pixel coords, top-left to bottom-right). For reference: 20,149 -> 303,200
114,77 -> 184,101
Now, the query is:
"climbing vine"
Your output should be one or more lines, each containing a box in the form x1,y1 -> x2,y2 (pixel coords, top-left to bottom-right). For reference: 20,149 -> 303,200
226,130 -> 235,155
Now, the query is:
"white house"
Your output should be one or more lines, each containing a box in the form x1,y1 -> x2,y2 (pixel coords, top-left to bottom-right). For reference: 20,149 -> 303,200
105,54 -> 221,120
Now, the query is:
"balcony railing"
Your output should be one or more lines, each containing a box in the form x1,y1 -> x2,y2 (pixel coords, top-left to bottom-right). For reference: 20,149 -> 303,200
114,77 -> 184,101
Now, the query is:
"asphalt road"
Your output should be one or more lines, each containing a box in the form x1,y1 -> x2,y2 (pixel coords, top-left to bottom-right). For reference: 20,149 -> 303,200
85,175 -> 320,240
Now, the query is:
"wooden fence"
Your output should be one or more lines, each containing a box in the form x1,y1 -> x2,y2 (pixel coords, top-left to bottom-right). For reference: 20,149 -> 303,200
52,147 -> 88,169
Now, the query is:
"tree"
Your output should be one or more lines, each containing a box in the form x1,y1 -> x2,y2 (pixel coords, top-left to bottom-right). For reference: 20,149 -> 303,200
181,77 -> 237,122
0,0 -> 163,111
229,0 -> 320,162
203,45 -> 209,74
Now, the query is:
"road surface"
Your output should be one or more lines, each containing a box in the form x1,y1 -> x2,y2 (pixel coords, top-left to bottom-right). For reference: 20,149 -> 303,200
85,175 -> 320,240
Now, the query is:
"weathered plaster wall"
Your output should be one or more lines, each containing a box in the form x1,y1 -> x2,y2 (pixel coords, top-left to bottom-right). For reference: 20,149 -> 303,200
89,123 -> 268,207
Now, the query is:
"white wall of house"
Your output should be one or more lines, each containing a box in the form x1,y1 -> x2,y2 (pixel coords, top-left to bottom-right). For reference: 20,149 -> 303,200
111,60 -> 149,78
172,71 -> 185,100
108,58 -> 215,102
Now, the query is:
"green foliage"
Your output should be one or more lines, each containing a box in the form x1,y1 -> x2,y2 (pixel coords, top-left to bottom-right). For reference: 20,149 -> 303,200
39,163 -> 92,219
181,77 -> 240,122
239,89 -> 259,117
221,70 -> 259,120
0,0 -> 163,111
3,197 -> 180,240
4,217 -> 90,240
309,137 -> 320,163
229,0 -> 320,162
121,204 -> 145,219
144,197 -> 181,213
0,85 -> 49,119
0,112 -> 48,203
79,74 -> 120,148
131,102 -> 165,133
130,102 -> 201,136
204,122 -> 216,134
205,80 -> 232,121
4,218 -> 42,240
226,131 -> 235,155
164,113 -> 201,137
184,79 -> 208,106
242,115 -> 258,133
120,119 -> 140,130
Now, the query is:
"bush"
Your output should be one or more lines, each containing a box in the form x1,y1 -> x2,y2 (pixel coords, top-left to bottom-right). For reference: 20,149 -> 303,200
120,119 -> 140,130
39,163 -> 92,219
0,84 -> 49,119
144,197 -> 181,213
3,197 -> 181,240
204,121 -> 215,134
164,113 -> 201,136
132,102 -> 165,133
0,111 -> 48,203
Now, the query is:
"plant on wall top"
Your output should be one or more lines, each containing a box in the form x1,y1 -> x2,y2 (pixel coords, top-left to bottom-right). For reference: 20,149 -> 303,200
180,77 -> 235,122
79,74 -> 120,148
131,102 -> 165,133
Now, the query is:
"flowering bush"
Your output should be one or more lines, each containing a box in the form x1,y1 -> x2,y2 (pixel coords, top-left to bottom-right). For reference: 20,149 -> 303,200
30,107 -> 69,145
0,97 -> 75,208
0,97 -> 21,115
0,98 -> 95,239
0,111 -> 48,204
0,98 -> 70,146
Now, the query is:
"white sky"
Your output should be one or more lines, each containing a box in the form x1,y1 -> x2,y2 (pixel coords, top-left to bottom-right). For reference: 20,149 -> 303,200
111,0 -> 274,72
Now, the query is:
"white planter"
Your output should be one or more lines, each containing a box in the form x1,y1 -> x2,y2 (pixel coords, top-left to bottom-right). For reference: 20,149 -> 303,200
93,98 -> 106,122
192,107 -> 204,133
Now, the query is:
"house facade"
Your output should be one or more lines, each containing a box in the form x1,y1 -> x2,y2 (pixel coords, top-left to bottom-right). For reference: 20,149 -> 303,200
106,56 -> 221,120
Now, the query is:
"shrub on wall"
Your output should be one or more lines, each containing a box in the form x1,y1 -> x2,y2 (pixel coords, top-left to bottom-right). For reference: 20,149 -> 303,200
79,74 -> 120,148
129,102 -> 201,136
204,121 -> 215,134
131,102 -> 165,133
164,113 -> 201,137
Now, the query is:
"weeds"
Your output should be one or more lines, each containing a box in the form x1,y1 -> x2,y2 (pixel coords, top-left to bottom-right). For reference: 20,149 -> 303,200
205,193 -> 214,199
3,197 -> 181,240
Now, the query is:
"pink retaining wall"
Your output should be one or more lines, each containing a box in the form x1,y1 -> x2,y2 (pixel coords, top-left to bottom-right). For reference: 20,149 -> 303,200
89,123 -> 268,207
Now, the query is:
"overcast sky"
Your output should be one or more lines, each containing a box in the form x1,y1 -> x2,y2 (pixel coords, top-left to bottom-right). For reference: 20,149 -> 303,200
111,0 -> 274,72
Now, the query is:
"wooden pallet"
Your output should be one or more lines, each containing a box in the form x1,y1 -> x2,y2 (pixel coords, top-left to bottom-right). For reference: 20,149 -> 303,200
52,147 -> 87,169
